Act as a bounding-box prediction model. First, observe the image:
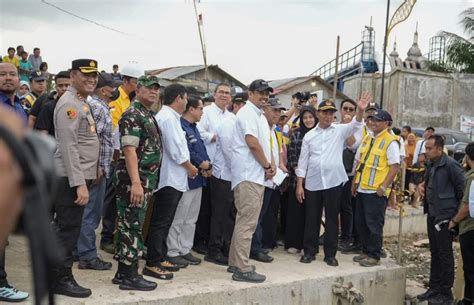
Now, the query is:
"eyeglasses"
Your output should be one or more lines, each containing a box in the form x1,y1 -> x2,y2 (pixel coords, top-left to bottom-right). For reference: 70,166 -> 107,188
217,90 -> 231,96
342,107 -> 355,112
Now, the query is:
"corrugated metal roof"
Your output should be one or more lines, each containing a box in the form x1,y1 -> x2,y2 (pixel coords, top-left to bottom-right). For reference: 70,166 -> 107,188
147,65 -> 205,80
269,76 -> 314,94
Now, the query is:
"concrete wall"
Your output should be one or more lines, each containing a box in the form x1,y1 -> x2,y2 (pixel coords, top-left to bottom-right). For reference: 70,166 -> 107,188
342,69 -> 474,130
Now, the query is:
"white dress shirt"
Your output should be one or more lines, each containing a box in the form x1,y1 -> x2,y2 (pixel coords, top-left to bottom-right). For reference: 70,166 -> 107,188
197,103 -> 231,161
296,117 -> 363,191
212,114 -> 237,182
412,139 -> 426,164
155,105 -> 190,192
231,101 -> 271,190
355,132 -> 401,194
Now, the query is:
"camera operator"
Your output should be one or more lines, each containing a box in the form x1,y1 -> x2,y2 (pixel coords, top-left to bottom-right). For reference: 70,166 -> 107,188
417,135 -> 465,304
0,63 -> 29,302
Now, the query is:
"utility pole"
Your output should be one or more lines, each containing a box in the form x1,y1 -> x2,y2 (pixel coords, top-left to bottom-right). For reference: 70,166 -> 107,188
193,0 -> 209,93
333,35 -> 340,102
380,0 -> 391,109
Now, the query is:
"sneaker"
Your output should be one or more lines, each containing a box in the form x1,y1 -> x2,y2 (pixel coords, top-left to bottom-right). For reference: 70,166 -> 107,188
159,260 -> 180,272
181,253 -> 201,265
0,285 -> 29,302
353,254 -> 368,263
166,256 -> 188,269
416,289 -> 438,302
250,252 -> 274,263
287,248 -> 300,254
429,292 -> 454,304
142,265 -> 173,280
204,253 -> 229,266
359,257 -> 380,267
227,265 -> 256,274
232,270 -> 266,283
340,244 -> 362,255
119,274 -> 157,291
78,257 -> 113,270
100,242 -> 115,255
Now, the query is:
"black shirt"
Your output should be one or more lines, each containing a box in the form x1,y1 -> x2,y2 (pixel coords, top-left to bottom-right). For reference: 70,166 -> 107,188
34,98 -> 57,136
29,92 -> 53,117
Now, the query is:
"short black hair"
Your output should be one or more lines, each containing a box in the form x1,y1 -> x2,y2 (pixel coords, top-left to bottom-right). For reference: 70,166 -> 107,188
113,64 -> 118,69
392,127 -> 401,135
16,45 -> 23,49
185,86 -> 199,96
33,47 -> 40,52
185,94 -> 202,112
202,96 -> 214,103
402,125 -> 412,133
20,51 -> 27,56
214,82 -> 231,93
39,62 -> 48,70
163,84 -> 187,105
340,99 -> 356,109
428,134 -> 444,148
55,70 -> 70,81
7,47 -> 14,53
466,142 -> 474,161
426,127 -> 435,132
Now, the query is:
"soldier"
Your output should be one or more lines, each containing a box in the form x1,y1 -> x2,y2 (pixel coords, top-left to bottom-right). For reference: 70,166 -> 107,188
112,75 -> 162,291
52,59 -> 100,298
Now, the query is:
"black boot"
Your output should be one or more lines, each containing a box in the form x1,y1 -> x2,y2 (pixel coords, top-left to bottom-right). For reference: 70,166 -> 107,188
112,262 -> 127,285
119,262 -> 157,291
53,270 -> 92,298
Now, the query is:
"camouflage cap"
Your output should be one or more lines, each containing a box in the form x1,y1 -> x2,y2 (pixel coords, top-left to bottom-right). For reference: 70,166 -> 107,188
137,75 -> 161,88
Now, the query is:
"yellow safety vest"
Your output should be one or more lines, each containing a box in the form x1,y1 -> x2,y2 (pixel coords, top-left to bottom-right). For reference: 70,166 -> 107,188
355,129 -> 397,196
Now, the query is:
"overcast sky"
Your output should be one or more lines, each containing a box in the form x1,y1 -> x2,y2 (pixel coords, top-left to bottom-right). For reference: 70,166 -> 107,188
1,0 -> 472,84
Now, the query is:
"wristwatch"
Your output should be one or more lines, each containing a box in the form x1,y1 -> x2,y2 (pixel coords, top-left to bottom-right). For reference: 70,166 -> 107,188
451,219 -> 458,225
263,163 -> 271,170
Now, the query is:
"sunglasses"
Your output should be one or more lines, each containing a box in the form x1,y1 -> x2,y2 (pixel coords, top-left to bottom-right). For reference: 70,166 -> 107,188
342,106 -> 355,112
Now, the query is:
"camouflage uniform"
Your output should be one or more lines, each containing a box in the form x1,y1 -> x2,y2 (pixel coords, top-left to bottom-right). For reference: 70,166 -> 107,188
114,91 -> 162,265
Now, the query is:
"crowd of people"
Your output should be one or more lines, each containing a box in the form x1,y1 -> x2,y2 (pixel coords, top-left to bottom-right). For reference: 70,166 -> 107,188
0,53 -> 473,305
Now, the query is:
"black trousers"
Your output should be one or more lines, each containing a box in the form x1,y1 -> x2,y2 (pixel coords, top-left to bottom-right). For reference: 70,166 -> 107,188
194,181 -> 211,247
279,190 -> 289,238
355,192 -> 386,260
262,188 -> 281,249
53,177 -> 86,277
0,246 -> 7,287
460,230 -> 474,302
426,215 -> 454,295
146,186 -> 182,266
284,186 -> 305,250
100,173 -> 117,245
208,176 -> 235,256
340,176 -> 358,243
303,184 -> 342,258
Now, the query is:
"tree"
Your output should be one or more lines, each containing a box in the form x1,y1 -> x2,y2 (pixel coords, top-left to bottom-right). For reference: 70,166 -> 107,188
434,7 -> 474,73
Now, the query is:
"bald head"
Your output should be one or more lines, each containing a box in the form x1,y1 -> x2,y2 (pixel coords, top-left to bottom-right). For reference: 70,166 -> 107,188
0,63 -> 20,95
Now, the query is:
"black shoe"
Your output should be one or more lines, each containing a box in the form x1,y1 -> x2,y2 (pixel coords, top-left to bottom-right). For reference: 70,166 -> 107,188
159,260 -> 180,272
192,243 -> 208,255
204,253 -> 229,266
53,276 -> 92,298
232,270 -> 266,283
119,274 -> 157,291
340,244 -> 362,254
261,248 -> 271,254
429,292 -> 454,304
166,256 -> 188,269
112,272 -> 124,285
250,252 -> 274,263
417,289 -> 438,302
338,240 -> 351,251
299,255 -> 315,264
181,253 -> 201,265
79,257 -> 113,270
324,257 -> 339,267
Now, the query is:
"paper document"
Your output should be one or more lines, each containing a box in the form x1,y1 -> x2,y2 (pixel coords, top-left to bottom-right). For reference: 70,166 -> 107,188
273,168 -> 288,186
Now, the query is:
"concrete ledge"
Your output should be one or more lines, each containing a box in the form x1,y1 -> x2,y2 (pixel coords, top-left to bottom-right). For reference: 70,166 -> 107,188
7,235 -> 406,305
384,206 -> 427,237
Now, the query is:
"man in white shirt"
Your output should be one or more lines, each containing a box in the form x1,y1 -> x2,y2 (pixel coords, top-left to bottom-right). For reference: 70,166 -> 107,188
205,93 -> 247,266
413,127 -> 435,164
194,83 -> 233,254
144,84 -> 198,280
229,79 -> 275,283
295,94 -> 370,267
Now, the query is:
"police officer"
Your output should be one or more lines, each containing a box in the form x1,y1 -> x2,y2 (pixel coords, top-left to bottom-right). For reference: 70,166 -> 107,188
112,75 -> 162,291
52,59 -> 100,298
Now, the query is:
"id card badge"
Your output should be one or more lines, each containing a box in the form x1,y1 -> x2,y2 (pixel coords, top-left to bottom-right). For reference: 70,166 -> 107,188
469,181 -> 474,218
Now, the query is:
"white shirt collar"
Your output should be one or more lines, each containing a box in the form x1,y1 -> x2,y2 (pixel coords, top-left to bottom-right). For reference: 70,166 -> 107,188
162,105 -> 181,119
247,100 -> 263,115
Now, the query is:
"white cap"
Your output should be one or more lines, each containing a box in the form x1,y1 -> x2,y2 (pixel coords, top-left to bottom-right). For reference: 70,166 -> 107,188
121,62 -> 144,79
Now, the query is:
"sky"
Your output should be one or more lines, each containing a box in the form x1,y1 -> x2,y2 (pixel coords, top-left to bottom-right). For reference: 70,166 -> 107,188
1,0 -> 472,84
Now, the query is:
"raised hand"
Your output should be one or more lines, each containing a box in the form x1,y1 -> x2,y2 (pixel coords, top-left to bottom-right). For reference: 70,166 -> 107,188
357,92 -> 372,112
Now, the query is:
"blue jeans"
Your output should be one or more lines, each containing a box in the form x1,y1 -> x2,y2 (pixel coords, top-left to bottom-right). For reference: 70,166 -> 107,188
250,187 -> 273,255
77,178 -> 107,261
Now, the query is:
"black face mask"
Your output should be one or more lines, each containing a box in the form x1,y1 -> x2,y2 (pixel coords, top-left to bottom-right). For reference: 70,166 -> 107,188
110,89 -> 120,101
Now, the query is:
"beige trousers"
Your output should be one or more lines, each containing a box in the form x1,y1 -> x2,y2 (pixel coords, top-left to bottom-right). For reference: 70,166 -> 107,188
228,181 -> 265,272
